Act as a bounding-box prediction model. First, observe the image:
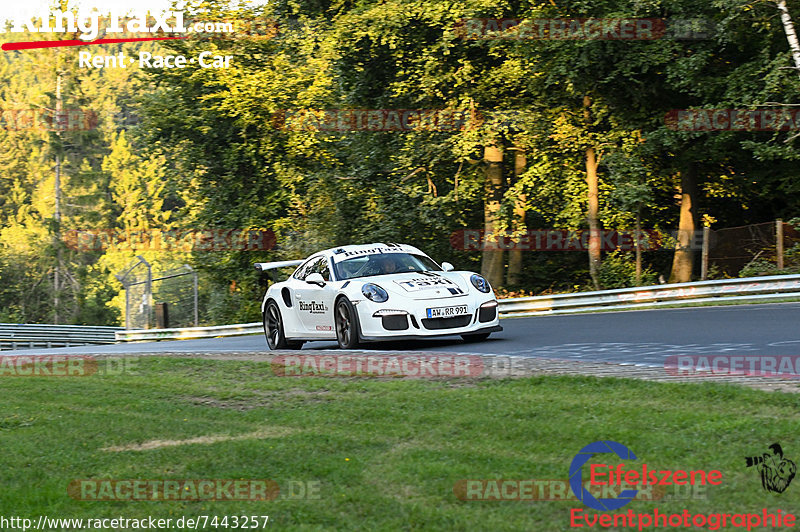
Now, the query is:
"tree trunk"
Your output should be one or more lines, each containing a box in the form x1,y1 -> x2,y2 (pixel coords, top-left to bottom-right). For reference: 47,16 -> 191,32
635,208 -> 642,285
584,95 -> 601,290
506,148 -> 526,286
669,164 -> 699,283
54,70 -> 63,324
777,0 -> 800,78
481,143 -> 505,288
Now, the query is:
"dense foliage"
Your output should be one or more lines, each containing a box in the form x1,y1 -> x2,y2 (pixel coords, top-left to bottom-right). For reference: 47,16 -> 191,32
1,0 -> 799,325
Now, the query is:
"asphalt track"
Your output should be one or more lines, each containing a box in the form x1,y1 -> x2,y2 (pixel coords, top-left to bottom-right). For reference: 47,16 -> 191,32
5,302 -> 800,367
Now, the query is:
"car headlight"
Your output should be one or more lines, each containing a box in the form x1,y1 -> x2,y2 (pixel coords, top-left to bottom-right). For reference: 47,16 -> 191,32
470,274 -> 491,293
362,283 -> 389,303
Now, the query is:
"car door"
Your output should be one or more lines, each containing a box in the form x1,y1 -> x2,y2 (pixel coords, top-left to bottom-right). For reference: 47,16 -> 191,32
294,256 -> 337,337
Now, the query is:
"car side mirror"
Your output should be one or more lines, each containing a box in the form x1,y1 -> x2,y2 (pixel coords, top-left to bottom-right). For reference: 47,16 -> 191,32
441,262 -> 455,272
306,272 -> 326,287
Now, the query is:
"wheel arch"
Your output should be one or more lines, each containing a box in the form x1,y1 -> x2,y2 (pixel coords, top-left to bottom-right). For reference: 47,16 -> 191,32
261,295 -> 279,314
334,293 -> 351,305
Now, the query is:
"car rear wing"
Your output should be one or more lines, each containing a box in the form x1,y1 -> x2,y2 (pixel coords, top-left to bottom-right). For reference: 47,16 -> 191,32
254,259 -> 304,272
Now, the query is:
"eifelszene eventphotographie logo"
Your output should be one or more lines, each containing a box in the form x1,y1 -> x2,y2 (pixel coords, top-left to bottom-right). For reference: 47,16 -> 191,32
745,443 -> 796,494
570,441 -> 641,511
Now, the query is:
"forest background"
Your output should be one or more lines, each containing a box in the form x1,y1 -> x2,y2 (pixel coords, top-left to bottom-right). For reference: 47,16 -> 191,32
2,0 -> 800,327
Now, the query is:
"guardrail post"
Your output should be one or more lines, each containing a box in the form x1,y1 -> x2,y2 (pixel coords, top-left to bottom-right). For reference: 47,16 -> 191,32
137,255 -> 153,329
124,282 -> 130,329
189,265 -> 199,327
155,303 -> 169,329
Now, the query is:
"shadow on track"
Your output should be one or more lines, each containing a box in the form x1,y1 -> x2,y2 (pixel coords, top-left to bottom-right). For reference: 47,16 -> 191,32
300,336 -> 507,352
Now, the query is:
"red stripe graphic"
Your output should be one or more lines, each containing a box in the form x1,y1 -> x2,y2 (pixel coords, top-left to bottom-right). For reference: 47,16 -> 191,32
2,36 -> 186,51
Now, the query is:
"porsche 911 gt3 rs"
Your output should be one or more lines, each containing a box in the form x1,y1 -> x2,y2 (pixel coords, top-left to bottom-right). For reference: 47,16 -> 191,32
254,243 -> 502,349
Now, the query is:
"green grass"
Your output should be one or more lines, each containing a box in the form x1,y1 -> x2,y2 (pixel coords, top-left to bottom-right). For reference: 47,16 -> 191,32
1,357 -> 800,531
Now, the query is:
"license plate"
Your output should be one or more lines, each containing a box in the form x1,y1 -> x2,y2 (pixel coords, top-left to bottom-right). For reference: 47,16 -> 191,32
426,305 -> 469,318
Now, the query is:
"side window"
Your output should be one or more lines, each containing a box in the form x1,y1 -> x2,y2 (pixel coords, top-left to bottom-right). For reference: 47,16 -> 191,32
311,257 -> 332,282
293,256 -> 331,282
293,258 -> 317,281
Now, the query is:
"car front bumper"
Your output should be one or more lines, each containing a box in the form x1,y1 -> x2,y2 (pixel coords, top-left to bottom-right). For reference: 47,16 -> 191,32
358,324 -> 502,342
353,295 -> 501,340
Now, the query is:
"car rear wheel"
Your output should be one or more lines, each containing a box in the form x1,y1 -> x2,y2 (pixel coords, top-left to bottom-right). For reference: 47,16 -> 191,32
335,298 -> 361,349
461,332 -> 491,343
264,301 -> 304,350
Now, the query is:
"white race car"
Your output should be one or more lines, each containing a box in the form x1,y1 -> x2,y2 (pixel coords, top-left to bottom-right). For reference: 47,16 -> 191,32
254,243 -> 502,349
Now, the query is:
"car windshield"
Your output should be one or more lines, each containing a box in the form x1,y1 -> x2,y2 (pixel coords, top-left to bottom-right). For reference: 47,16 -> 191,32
333,253 -> 442,280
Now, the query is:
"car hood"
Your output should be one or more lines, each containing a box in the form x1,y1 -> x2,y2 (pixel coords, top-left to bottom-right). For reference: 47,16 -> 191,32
371,272 -> 470,300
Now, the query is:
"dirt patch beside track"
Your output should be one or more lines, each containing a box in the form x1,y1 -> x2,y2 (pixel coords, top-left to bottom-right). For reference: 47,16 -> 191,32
86,350 -> 800,393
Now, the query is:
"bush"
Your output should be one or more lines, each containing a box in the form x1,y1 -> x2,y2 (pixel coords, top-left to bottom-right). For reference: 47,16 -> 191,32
596,251 -> 657,289
738,259 -> 782,277
739,244 -> 800,277
493,287 -> 538,299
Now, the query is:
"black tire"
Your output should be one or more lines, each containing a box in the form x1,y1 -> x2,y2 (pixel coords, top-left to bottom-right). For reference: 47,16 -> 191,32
461,332 -> 491,343
264,301 -> 304,350
334,297 -> 361,349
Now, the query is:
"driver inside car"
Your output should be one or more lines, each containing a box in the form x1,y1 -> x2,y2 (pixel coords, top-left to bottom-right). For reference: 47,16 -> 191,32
381,255 -> 402,274
361,255 -> 402,275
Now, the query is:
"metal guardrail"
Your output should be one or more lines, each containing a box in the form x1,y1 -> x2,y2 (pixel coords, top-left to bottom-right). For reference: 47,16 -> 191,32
499,274 -> 800,317
114,274 -> 800,342
0,324 -> 123,351
118,323 -> 263,342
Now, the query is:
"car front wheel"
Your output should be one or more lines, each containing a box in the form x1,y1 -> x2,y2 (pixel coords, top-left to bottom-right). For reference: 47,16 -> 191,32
335,298 -> 361,349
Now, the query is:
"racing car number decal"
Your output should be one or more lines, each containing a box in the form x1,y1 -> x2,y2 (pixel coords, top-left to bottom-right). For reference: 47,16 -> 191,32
426,305 -> 469,318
